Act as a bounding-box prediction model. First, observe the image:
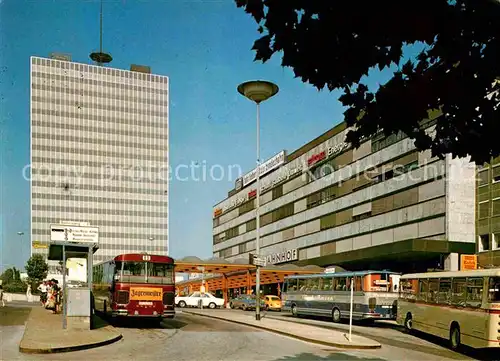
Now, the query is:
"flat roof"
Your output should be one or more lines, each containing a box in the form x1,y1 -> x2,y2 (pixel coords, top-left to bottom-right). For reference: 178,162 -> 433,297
175,256 -> 324,290
174,256 -> 255,274
285,270 -> 401,279
401,268 -> 500,279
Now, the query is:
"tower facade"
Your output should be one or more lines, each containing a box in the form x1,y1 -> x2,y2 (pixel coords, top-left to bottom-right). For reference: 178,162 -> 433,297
30,55 -> 169,269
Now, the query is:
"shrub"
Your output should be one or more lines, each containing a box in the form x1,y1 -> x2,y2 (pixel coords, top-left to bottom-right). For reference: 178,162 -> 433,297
3,281 -> 28,294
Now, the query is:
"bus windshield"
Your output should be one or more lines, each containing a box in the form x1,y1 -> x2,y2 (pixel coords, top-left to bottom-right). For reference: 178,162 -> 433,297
489,277 -> 500,302
116,261 -> 174,284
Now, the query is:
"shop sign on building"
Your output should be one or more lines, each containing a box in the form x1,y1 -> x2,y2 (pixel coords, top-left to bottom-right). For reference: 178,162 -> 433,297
307,142 -> 348,167
235,177 -> 243,191
242,151 -> 286,186
220,194 -> 247,213
460,254 -> 477,270
266,249 -> 298,265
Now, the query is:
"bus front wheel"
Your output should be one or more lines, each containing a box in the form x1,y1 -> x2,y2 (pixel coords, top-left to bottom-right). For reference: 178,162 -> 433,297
332,307 -> 341,323
291,304 -> 298,317
449,324 -> 461,350
404,313 -> 412,333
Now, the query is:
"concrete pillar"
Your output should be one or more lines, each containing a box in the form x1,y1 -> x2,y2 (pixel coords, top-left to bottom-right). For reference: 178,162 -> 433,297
246,271 -> 252,294
222,274 -> 228,308
444,253 -> 459,271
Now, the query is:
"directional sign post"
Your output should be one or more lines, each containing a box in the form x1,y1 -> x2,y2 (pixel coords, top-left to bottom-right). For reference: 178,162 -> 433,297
249,253 -> 267,267
50,224 -> 99,244
253,257 -> 266,267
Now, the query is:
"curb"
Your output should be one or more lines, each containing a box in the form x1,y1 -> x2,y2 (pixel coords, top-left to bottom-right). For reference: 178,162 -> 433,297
19,332 -> 123,354
183,311 -> 381,350
264,313 -> 403,336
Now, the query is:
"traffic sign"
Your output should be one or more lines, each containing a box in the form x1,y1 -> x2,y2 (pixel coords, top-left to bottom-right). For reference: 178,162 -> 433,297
249,253 -> 267,267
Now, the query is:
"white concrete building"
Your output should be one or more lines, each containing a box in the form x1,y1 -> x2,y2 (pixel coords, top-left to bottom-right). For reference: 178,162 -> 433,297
30,55 -> 169,271
212,119 -> 476,273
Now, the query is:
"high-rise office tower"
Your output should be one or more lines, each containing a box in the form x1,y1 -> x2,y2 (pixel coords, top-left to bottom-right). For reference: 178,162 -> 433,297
30,54 -> 169,270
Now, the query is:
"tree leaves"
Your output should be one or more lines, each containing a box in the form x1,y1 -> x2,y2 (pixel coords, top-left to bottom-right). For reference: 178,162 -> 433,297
25,255 -> 48,284
236,0 -> 500,164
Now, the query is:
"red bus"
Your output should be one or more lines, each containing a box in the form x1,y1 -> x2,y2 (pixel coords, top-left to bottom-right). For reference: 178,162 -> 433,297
92,253 -> 175,320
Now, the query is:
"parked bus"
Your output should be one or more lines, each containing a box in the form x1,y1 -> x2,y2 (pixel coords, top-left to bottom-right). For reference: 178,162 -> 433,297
92,253 -> 175,320
282,270 -> 401,322
398,269 -> 500,350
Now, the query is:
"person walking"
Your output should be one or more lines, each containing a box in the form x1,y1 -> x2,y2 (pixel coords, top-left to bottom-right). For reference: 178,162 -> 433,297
0,285 -> 5,307
26,284 -> 32,303
37,281 -> 48,306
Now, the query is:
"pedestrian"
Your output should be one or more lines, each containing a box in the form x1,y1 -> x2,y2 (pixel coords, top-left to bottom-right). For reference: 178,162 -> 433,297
26,284 -> 32,302
0,285 -> 5,307
37,281 -> 48,306
52,280 -> 61,314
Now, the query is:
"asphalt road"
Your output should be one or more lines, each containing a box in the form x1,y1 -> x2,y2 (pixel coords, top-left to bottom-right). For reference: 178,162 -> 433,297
0,309 -> 385,361
0,305 -> 488,361
259,310 -> 488,361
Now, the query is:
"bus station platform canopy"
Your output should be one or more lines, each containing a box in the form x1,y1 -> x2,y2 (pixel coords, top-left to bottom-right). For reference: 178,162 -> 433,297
174,256 -> 324,292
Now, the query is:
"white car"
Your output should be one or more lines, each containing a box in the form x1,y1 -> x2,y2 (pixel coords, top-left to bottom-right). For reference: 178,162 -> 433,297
175,292 -> 225,309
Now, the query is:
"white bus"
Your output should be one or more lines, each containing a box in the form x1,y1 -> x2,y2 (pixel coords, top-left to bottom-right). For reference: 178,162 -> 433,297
397,269 -> 500,350
282,271 -> 401,322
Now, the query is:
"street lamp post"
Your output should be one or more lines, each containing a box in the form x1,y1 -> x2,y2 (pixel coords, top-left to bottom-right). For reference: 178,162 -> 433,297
148,237 -> 156,254
237,80 -> 279,321
17,232 -> 25,281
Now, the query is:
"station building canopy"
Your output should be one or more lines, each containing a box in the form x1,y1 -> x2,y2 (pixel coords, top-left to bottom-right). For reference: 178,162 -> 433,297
174,256 -> 324,291
174,256 -> 255,274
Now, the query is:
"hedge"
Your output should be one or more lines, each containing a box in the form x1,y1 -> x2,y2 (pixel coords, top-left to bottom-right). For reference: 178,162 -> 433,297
3,281 -> 28,294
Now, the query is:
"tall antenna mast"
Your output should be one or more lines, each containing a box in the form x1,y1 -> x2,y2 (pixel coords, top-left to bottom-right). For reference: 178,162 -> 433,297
99,0 -> 103,55
90,0 -> 112,66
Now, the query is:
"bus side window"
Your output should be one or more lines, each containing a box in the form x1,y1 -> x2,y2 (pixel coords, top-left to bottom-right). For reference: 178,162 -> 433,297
437,278 -> 452,305
336,277 -> 347,291
354,276 -> 363,292
417,279 -> 428,302
332,278 -> 338,291
298,279 -> 307,291
427,279 -> 439,303
466,277 -> 483,308
451,277 -> 467,306
401,279 -> 417,300
322,277 -> 332,291
304,279 -> 312,291
308,278 -> 319,291
103,263 -> 109,284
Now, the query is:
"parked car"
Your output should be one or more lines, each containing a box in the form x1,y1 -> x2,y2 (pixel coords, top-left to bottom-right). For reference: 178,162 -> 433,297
263,295 -> 282,311
229,294 -> 265,311
175,292 -> 225,309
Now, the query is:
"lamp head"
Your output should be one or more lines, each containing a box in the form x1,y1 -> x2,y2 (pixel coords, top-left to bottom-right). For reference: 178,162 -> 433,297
237,80 -> 279,104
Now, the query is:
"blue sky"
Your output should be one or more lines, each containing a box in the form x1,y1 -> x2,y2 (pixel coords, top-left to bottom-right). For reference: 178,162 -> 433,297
0,0 -> 405,272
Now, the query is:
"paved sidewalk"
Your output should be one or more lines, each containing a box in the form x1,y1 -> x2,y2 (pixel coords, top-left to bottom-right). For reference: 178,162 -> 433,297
182,309 -> 381,349
19,307 -> 122,354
